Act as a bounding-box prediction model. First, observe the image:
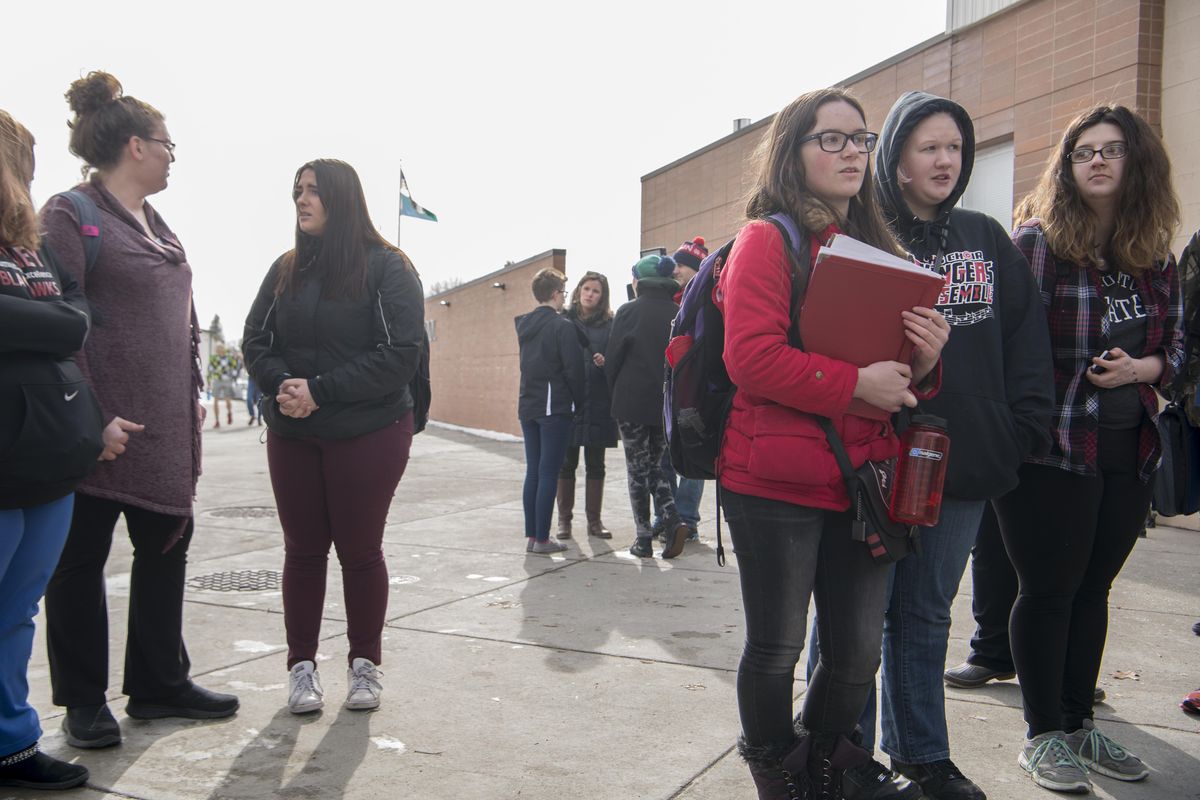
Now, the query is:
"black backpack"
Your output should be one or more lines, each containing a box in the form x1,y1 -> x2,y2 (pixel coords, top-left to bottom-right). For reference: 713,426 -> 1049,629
663,214 -> 805,564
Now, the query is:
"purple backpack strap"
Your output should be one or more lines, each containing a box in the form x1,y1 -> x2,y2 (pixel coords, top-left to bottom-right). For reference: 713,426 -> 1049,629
767,212 -> 802,254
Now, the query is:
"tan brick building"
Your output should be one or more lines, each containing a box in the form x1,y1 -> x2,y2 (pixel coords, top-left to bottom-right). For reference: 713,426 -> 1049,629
423,250 -> 566,437
429,0 -> 1198,436
642,0 -> 1199,259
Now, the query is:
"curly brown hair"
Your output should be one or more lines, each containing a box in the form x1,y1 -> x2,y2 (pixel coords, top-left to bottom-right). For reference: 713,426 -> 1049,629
65,71 -> 164,178
0,109 -> 39,250
745,88 -> 903,256
1014,105 -> 1179,273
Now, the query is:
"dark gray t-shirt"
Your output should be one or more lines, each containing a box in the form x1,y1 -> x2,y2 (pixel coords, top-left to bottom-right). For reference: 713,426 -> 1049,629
1098,270 -> 1148,429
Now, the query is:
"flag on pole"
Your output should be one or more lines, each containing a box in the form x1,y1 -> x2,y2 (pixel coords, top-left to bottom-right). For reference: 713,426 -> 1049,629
399,168 -> 438,222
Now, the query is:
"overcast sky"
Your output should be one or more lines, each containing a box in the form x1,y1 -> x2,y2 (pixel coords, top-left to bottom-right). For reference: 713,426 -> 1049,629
6,0 -> 945,337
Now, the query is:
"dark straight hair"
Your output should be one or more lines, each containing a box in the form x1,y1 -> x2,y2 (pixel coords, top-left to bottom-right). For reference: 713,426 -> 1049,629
276,159 -> 405,299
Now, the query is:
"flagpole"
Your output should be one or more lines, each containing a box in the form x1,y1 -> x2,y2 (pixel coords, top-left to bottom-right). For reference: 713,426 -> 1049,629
397,162 -> 403,248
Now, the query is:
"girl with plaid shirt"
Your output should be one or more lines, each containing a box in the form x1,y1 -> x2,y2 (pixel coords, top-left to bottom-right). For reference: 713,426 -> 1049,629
996,105 -> 1183,794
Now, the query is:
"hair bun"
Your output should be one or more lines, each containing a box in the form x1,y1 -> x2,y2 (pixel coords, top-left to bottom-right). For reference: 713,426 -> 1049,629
66,71 -> 123,116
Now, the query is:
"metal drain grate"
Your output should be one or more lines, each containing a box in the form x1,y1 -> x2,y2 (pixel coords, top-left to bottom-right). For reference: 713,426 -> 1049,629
204,506 -> 277,519
187,569 -> 282,592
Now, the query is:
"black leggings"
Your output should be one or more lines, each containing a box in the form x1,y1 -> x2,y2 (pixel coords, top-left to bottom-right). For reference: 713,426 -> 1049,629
723,489 -> 890,747
559,445 -> 606,480
993,426 -> 1151,737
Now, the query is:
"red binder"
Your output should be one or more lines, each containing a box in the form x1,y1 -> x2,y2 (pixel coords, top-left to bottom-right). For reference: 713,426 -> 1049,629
799,235 -> 946,421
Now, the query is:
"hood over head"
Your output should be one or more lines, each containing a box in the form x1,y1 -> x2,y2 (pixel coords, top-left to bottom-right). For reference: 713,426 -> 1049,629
874,91 -> 976,259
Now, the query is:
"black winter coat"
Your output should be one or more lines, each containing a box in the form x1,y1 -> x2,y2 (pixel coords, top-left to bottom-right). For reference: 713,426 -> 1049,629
243,246 -> 425,440
566,309 -> 618,447
605,280 -> 678,427
515,306 -> 586,421
0,244 -> 104,509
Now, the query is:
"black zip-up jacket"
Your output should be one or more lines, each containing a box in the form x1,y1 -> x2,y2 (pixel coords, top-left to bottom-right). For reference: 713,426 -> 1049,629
875,91 -> 1054,499
605,278 -> 679,427
515,306 -> 586,420
243,246 -> 425,440
0,244 -> 103,508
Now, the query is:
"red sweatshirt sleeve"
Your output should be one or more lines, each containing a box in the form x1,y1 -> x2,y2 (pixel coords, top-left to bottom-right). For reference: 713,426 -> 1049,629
721,220 -> 858,416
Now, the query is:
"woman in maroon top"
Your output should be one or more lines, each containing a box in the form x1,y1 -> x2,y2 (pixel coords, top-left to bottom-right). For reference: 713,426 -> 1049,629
40,71 -> 238,751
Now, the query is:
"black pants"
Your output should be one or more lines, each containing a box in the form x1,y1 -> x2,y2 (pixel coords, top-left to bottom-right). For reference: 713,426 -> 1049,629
723,489 -> 890,747
44,494 -> 194,706
559,445 -> 606,480
993,426 -> 1151,737
965,501 -> 1018,673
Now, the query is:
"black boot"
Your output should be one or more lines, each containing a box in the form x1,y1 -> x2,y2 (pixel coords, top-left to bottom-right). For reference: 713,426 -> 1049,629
738,734 -> 812,799
808,731 -> 922,800
556,478 -> 574,539
0,744 -> 89,790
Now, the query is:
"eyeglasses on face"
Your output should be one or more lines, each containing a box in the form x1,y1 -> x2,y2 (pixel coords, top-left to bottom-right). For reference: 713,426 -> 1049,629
1067,142 -> 1126,163
144,137 -> 176,154
799,130 -> 879,153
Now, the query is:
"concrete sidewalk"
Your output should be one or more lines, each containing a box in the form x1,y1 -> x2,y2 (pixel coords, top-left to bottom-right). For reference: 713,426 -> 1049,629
11,402 -> 1200,799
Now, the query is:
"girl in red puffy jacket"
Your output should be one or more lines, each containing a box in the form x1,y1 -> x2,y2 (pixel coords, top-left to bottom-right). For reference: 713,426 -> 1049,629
721,88 -> 948,800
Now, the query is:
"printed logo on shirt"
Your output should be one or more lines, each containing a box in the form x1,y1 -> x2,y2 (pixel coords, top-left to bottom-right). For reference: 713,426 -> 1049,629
1099,272 -> 1147,324
923,250 -> 995,326
0,251 -> 63,299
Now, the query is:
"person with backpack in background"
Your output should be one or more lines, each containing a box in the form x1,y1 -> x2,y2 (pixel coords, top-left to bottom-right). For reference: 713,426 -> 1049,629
720,87 -> 947,800
661,237 -> 710,543
556,271 -> 617,541
206,343 -> 241,428
999,105 -> 1182,794
856,91 -> 1054,800
515,268 -> 586,554
39,71 -> 239,749
243,159 -> 425,715
0,109 -> 101,792
606,254 -> 690,560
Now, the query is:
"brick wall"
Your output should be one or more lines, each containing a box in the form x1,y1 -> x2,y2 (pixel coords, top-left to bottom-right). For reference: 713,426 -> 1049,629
424,250 -> 567,437
642,0 -> 1179,254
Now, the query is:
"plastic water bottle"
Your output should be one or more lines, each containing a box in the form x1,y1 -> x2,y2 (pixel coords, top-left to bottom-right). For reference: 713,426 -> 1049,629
889,415 -> 950,526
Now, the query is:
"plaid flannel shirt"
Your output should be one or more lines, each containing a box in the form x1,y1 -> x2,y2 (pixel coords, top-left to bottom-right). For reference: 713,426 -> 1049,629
1013,220 -> 1184,482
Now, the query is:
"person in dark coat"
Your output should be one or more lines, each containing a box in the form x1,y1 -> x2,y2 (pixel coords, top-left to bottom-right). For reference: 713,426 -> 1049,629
556,271 -> 618,540
515,268 -> 586,554
605,255 -> 689,560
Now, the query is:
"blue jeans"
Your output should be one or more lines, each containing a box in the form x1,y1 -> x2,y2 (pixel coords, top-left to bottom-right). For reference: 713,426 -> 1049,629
654,450 -> 703,528
807,497 -> 984,759
521,415 -> 572,542
0,494 -> 75,754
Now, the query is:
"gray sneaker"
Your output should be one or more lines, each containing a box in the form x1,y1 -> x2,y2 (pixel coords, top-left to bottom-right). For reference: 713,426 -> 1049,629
1065,719 -> 1149,781
1018,731 -> 1091,794
531,539 -> 567,554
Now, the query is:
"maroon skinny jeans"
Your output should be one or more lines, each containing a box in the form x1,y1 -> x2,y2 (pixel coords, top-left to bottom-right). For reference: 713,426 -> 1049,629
266,414 -> 413,668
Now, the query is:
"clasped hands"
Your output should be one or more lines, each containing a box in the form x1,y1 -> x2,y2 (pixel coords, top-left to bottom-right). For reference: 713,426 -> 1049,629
277,378 -> 319,419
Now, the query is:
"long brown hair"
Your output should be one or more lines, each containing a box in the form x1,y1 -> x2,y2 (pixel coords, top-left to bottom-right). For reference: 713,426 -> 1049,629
276,159 -> 406,299
65,71 -> 164,178
567,271 -> 613,322
1015,105 -> 1179,273
0,110 -> 39,250
745,88 -> 903,256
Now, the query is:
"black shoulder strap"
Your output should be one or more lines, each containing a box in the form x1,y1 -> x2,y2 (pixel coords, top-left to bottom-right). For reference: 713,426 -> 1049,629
58,190 -> 103,274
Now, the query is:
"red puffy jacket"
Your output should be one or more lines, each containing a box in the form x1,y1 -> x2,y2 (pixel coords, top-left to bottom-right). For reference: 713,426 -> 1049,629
716,220 -> 938,510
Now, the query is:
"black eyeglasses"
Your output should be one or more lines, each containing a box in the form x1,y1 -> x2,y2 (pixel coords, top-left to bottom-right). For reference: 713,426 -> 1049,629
1067,142 -> 1126,163
799,130 -> 879,153
144,137 -> 176,154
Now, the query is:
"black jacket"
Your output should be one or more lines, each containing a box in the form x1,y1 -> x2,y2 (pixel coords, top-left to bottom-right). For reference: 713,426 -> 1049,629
243,246 -> 425,440
875,91 -> 1054,499
515,306 -> 586,420
605,279 -> 678,427
565,309 -> 618,447
0,244 -> 103,509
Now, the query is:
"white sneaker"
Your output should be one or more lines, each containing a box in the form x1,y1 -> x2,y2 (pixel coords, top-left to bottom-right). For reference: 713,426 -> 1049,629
288,660 -> 324,714
345,658 -> 382,710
